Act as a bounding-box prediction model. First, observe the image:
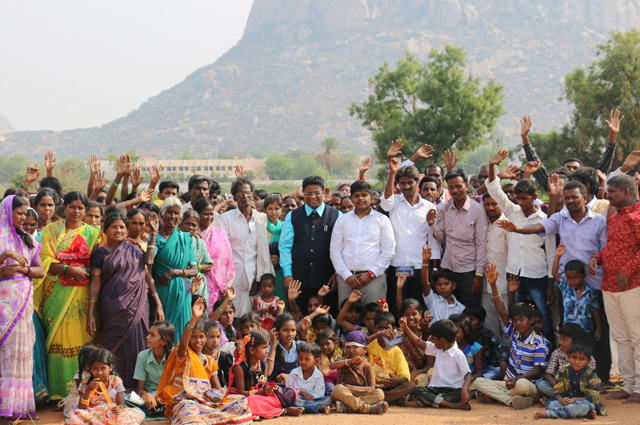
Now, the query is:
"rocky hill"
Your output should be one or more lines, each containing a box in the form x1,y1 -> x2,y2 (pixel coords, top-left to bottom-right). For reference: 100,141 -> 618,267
4,0 -> 640,159
0,113 -> 15,134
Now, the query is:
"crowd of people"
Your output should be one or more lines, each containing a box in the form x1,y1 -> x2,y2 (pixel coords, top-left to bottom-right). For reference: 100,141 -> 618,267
1,110 -> 640,424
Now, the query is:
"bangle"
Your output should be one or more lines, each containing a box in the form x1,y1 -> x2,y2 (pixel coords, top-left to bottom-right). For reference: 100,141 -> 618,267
345,358 -> 350,365
148,245 -> 156,249
217,306 -> 225,313
111,181 -> 119,188
26,266 -> 31,276
20,183 -> 29,191
63,265 -> 68,274
422,263 -> 429,267
88,300 -> 96,304
186,323 -> 195,330
267,357 -> 275,362
149,291 -> 157,297
197,264 -> 201,272
493,294 -> 501,299
80,398 -> 90,405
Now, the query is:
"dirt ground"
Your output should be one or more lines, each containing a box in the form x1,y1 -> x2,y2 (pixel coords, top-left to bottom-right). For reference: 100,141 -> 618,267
15,394 -> 637,425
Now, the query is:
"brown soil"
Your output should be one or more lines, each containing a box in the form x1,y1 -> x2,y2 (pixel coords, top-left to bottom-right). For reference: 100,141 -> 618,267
16,395 -> 636,425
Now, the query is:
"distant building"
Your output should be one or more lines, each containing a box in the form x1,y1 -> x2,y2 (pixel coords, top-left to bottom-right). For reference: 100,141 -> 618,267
138,156 -> 265,178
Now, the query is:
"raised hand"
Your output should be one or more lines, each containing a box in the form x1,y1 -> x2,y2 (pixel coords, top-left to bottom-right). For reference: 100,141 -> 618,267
323,187 -> 331,203
523,160 -> 540,177
359,157 -> 371,175
89,154 -> 100,175
414,144 -> 435,160
191,274 -> 203,294
422,247 -> 432,263
315,305 -> 331,316
442,149 -> 459,171
276,299 -> 285,314
398,317 -> 408,329
23,166 -> 40,186
150,164 -> 163,185
596,169 -> 607,186
191,297 -> 206,320
131,167 -> 144,187
93,171 -> 107,191
234,164 -> 247,178
497,219 -> 516,232
388,157 -> 401,174
225,286 -> 237,301
288,280 -> 302,301
148,212 -> 159,233
318,285 -> 331,298
347,290 -> 362,304
139,188 -> 154,203
386,139 -> 404,159
44,150 -> 57,173
621,150 -> 640,172
377,299 -> 389,313
520,115 -> 532,138
556,243 -> 567,257
117,153 -> 131,175
485,263 -> 499,285
396,275 -> 407,289
548,174 -> 564,198
423,311 -> 434,324
489,149 -> 509,166
508,275 -> 520,293
635,172 -> 640,187
497,164 -> 520,180
606,109 -> 624,134
300,315 -> 311,333
426,208 -> 437,226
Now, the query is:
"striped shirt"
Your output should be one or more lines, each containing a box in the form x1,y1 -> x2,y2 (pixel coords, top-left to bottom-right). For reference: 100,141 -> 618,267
504,322 -> 548,380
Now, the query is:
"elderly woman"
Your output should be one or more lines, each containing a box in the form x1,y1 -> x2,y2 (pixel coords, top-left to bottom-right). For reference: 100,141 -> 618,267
147,197 -> 197,340
180,210 -> 214,308
193,198 -> 235,310
33,191 -> 103,399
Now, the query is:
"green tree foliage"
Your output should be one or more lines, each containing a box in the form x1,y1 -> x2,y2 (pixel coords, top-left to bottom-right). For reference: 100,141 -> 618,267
316,137 -> 340,178
562,30 -> 640,162
265,153 -> 323,180
0,154 -> 28,184
180,149 -> 195,160
350,47 -> 504,169
332,151 -> 359,178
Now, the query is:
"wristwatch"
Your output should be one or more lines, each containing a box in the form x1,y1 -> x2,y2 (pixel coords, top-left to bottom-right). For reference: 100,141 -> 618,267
368,270 -> 376,279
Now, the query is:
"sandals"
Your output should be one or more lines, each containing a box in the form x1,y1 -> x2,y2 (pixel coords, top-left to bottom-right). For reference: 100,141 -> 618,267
334,401 -> 349,413
370,401 -> 388,415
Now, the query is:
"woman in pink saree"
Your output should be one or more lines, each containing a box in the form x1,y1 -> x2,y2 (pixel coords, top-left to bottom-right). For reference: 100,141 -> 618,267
193,199 -> 235,313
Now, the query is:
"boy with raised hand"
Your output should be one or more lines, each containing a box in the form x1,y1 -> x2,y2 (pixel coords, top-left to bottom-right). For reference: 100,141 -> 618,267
420,247 -> 465,321
400,317 -> 472,410
533,343 -> 606,419
474,263 -> 548,410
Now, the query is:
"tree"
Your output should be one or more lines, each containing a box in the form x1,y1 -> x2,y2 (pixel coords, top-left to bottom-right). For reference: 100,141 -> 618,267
350,48 -> 504,169
180,149 -> 195,160
316,137 -> 340,179
265,154 -> 295,180
332,151 -> 359,178
292,155 -> 323,179
562,30 -> 640,162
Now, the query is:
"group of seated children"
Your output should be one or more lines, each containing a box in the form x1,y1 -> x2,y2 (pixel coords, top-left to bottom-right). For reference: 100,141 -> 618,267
59,255 -> 606,424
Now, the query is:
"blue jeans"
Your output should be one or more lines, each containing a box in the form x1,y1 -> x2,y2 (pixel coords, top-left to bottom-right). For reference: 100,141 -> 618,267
545,399 -> 595,418
508,273 -> 554,346
293,395 -> 333,414
536,380 -> 555,397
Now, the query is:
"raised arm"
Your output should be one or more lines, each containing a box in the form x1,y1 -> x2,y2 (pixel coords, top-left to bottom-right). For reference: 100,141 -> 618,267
384,157 -> 401,200
398,317 -> 427,350
485,263 -> 510,326
420,247 -> 432,297
598,109 -> 624,174
336,290 -> 361,332
520,115 -> 550,192
44,150 -> 57,178
552,244 -> 566,282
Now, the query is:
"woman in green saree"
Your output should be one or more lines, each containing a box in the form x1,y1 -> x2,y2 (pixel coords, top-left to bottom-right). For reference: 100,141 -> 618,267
33,191 -> 103,399
146,197 -> 197,341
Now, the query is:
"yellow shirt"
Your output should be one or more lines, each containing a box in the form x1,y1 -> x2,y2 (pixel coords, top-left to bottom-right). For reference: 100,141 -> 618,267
367,339 -> 411,382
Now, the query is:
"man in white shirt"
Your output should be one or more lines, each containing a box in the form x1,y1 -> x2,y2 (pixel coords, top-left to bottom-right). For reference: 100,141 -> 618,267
182,174 -> 211,212
331,181 -> 395,305
487,150 -> 556,344
380,158 -> 440,314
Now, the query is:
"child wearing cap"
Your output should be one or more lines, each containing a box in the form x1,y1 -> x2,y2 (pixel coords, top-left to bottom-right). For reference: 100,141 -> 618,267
330,331 -> 388,415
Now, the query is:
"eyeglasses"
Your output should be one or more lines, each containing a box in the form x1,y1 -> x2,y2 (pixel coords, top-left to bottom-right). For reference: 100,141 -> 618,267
304,192 -> 322,197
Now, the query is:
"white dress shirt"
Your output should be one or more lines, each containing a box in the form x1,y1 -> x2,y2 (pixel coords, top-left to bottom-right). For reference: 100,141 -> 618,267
485,212 -> 509,294
423,290 -> 465,322
486,171 -> 555,278
425,341 -> 470,388
330,208 -> 395,280
285,366 -> 325,399
379,193 -> 441,267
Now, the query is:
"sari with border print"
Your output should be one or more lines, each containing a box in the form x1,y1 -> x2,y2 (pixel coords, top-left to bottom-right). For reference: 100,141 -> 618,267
198,225 -> 235,310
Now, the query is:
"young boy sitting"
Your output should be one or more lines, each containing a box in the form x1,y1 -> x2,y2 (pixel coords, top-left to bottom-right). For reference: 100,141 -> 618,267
537,324 -> 596,398
336,290 -> 378,335
533,343 -> 606,420
553,244 -> 601,348
474,263 -> 548,410
367,312 -> 416,404
399,317 -> 472,410
463,306 -> 509,380
330,330 -> 388,414
420,248 -> 465,321
286,342 -> 333,414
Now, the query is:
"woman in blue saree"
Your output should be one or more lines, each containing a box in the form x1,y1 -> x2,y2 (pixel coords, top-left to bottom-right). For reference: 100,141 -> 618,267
147,197 -> 197,340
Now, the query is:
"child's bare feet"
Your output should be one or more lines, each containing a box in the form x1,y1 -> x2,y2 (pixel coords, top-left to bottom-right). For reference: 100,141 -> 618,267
286,406 -> 304,416
370,401 -> 388,414
319,406 -> 330,414
533,411 -> 548,420
588,409 -> 597,419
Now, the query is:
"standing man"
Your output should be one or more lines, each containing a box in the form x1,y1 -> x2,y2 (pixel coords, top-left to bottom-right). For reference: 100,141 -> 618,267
218,177 -> 273,316
182,174 -> 211,212
428,168 -> 488,307
481,192 -> 509,341
279,176 -> 340,314
331,181 -> 395,305
380,158 -> 440,313
590,175 -> 640,404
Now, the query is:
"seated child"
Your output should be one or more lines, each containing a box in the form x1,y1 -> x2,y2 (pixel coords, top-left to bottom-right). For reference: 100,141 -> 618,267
531,306 -> 552,356
62,344 -> 101,416
268,314 -> 306,383
133,321 -> 175,410
537,324 -> 596,398
420,248 -> 465,321
335,297 -> 362,338
64,347 -> 145,425
449,314 -> 483,382
203,320 -> 234,388
330,331 -> 387,414
396,297 -> 432,387
474,264 -> 548,410
228,330 -> 304,418
463,306 -> 509,380
400,318 -> 472,410
212,292 -> 237,346
533,343 -> 606,420
336,290 -> 378,335
253,273 -> 283,330
303,312 -> 333,342
367,312 -> 416,404
156,298 -> 253,425
316,329 -> 344,395
286,342 -> 333,414
553,245 -> 601,348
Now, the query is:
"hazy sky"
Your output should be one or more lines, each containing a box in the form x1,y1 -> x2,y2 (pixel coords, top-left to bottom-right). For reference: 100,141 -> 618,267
0,0 -> 254,132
